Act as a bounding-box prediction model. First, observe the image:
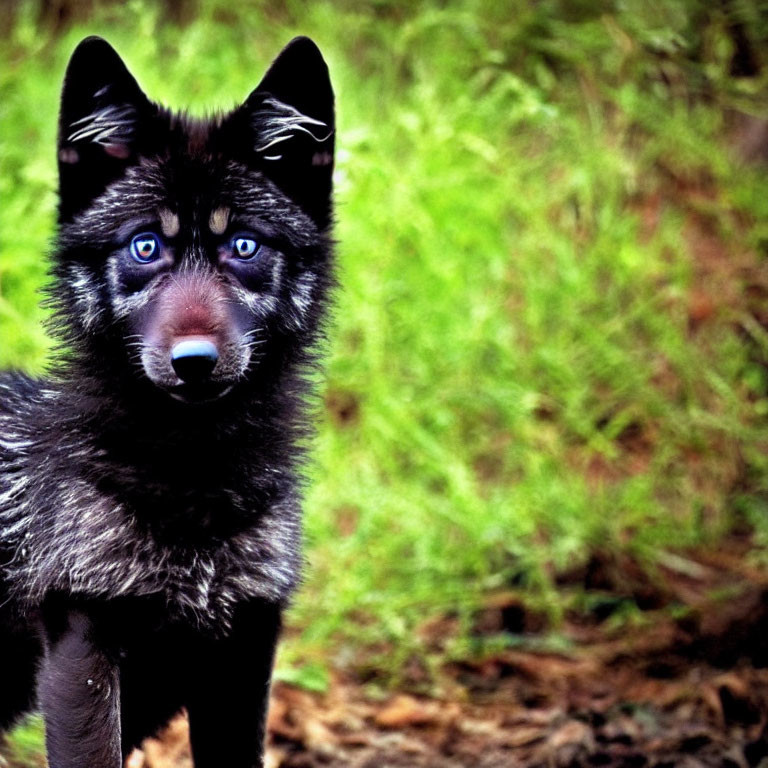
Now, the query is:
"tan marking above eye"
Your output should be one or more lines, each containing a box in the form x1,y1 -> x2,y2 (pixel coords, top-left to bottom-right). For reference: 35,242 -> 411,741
209,206 -> 230,236
159,208 -> 180,238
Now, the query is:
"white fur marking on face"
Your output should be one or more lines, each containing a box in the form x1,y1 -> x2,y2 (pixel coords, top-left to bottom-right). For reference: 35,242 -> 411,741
107,255 -> 153,318
159,208 -> 180,238
229,283 -> 262,314
271,253 -> 284,291
209,207 -> 229,235
291,272 -> 315,315
68,263 -> 102,331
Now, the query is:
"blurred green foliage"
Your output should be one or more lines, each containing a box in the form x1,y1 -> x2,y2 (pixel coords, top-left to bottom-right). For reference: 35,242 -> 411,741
1,0 -> 768,728
1,715 -> 45,767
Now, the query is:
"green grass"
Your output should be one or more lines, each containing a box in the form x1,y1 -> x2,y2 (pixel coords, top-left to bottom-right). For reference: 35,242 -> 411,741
1,3 -> 767,758
1,716 -> 45,767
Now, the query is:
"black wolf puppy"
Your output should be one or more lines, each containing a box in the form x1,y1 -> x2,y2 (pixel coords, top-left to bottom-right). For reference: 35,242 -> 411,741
0,35 -> 334,767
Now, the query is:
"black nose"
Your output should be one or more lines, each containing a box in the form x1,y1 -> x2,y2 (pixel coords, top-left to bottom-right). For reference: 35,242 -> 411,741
171,339 -> 219,383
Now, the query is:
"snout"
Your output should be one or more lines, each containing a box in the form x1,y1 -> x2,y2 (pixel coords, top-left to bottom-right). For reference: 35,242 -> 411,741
136,272 -> 254,401
171,338 -> 219,383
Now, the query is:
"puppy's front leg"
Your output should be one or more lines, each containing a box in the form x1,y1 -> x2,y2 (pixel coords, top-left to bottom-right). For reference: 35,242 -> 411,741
39,609 -> 122,768
187,601 -> 281,768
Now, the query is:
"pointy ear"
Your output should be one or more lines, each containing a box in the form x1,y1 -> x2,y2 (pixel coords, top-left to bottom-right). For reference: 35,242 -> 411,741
57,37 -> 155,222
227,37 -> 335,229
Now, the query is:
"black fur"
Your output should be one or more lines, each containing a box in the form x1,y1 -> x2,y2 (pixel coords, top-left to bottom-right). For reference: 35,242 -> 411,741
0,35 -> 335,767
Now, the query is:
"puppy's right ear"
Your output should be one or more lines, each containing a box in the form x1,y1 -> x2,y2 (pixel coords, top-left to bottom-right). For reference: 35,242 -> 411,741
58,37 -> 155,222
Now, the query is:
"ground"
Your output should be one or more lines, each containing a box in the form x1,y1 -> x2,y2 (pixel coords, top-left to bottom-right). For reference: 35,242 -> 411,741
124,534 -> 768,768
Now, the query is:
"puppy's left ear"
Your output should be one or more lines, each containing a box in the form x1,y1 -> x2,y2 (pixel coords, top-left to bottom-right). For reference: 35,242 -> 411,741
227,37 -> 335,229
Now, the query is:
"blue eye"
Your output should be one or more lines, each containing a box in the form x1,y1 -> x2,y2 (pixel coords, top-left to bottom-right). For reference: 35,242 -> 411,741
130,233 -> 160,263
232,237 -> 261,260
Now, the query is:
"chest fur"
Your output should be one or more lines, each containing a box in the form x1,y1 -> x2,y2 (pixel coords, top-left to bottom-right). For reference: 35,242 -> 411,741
7,476 -> 300,629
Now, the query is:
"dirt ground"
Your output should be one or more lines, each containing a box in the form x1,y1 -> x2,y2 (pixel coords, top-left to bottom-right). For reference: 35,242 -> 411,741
127,536 -> 768,768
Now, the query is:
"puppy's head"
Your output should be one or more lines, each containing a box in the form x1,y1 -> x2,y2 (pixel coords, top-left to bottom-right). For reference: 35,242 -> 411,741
52,37 -> 334,403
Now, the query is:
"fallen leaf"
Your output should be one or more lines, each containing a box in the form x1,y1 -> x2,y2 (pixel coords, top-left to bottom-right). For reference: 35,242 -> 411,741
375,695 -> 439,728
